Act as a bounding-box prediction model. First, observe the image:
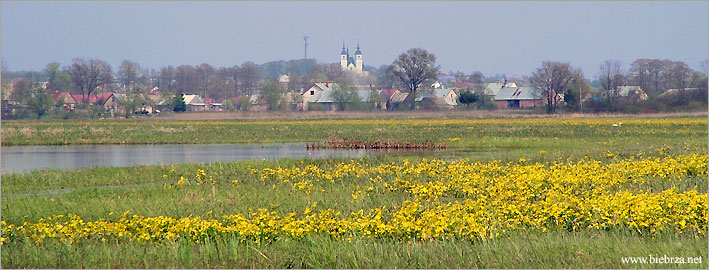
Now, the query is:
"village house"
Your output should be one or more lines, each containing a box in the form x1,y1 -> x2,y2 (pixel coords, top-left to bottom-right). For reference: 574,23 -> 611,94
484,81 -> 517,97
248,94 -> 269,111
387,91 -> 410,110
415,88 -> 458,109
378,89 -> 400,110
660,87 -> 700,97
494,86 -> 542,109
301,82 -> 335,110
617,86 -> 648,102
71,93 -> 114,108
301,82 -> 383,111
183,94 -> 207,111
50,92 -> 77,111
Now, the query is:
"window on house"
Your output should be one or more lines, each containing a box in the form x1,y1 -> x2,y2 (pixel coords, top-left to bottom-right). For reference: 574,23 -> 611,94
310,91 -> 314,95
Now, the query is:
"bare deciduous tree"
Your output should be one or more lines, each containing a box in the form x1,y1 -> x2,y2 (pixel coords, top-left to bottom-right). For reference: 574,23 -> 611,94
530,61 -> 574,114
470,71 -> 485,95
628,59 -> 667,95
174,65 -> 197,94
391,48 -> 440,109
117,60 -> 142,88
196,63 -> 215,98
159,66 -> 176,92
69,58 -> 113,104
239,61 -> 261,96
598,60 -> 624,111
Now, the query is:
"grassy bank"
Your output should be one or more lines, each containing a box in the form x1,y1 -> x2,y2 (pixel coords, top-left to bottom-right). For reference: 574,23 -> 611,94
3,231 -> 705,268
2,115 -> 707,148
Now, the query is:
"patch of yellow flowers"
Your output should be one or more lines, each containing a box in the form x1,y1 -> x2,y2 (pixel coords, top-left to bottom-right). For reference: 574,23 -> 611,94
3,153 -> 707,246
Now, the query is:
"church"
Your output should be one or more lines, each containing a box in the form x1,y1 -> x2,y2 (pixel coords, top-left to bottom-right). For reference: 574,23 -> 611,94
339,42 -> 367,75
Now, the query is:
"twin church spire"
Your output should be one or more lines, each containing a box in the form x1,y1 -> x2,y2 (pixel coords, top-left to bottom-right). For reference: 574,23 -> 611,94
340,39 -> 363,74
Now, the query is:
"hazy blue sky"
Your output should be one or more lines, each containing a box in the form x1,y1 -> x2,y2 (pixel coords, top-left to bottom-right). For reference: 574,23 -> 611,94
2,1 -> 707,77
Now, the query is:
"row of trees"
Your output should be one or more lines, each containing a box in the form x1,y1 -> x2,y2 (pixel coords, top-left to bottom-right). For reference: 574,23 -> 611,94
3,52 -> 706,115
527,59 -> 708,114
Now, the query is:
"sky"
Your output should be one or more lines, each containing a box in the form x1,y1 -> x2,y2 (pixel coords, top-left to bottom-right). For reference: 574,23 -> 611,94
2,1 -> 708,78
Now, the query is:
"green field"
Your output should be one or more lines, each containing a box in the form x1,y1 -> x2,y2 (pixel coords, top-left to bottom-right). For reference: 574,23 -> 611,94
2,115 -> 707,268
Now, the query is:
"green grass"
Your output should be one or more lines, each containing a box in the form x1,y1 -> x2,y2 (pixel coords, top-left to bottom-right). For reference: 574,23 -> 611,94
2,115 -> 707,268
2,231 -> 705,268
2,114 -> 707,147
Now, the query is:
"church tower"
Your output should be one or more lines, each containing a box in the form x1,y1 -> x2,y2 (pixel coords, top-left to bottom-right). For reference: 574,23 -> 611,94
354,41 -> 363,73
340,42 -> 348,69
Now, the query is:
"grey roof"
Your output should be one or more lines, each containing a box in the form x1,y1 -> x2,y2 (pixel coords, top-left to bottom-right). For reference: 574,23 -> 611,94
415,88 -> 454,99
306,83 -> 379,103
617,86 -> 642,97
390,91 -> 409,103
308,87 -> 334,103
660,88 -> 699,97
484,83 -> 501,96
494,87 -> 540,100
414,88 -> 458,106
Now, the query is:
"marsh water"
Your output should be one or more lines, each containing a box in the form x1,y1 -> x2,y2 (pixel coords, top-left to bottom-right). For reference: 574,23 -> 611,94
1,143 -> 411,174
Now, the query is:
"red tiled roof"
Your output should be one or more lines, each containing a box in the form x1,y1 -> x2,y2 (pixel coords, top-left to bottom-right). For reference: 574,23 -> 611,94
70,93 -> 114,105
379,89 -> 399,100
203,98 -> 217,104
50,92 -> 68,100
454,81 -> 471,88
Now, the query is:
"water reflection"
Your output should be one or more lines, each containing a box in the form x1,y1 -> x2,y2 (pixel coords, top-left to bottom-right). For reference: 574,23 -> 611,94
1,143 -> 399,174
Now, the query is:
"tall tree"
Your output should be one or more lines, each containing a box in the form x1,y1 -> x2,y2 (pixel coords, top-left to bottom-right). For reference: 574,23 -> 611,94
567,70 -> 591,112
628,59 -> 666,95
159,66 -> 176,92
260,81 -> 283,111
214,67 -> 237,100
175,65 -> 197,94
68,58 -> 113,104
1,60 -> 9,100
117,60 -> 142,88
287,73 -> 302,93
469,71 -> 485,94
44,62 -> 71,92
26,85 -> 53,119
239,61 -> 261,96
196,63 -> 216,98
458,90 -> 479,108
391,48 -> 440,109
10,79 -> 34,104
664,61 -> 694,90
323,63 -> 345,82
331,82 -> 359,111
598,60 -> 624,111
172,93 -> 186,112
530,61 -> 574,114
374,64 -> 400,89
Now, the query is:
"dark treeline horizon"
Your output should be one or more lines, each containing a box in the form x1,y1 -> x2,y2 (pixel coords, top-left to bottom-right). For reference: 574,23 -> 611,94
2,55 -> 708,105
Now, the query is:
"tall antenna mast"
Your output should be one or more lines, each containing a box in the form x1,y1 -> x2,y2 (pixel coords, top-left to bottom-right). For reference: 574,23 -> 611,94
303,36 -> 309,59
